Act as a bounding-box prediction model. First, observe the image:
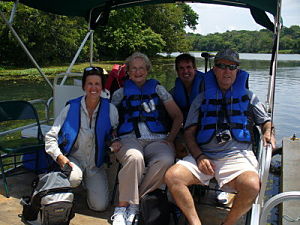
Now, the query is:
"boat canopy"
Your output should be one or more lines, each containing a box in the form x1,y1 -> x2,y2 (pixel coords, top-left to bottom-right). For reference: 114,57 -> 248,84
4,0 -> 279,31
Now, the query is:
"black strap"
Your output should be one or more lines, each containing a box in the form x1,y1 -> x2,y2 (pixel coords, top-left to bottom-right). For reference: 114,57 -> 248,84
202,95 -> 250,105
28,187 -> 72,220
33,187 -> 72,202
128,116 -> 157,123
203,123 -> 252,130
125,93 -> 159,101
133,121 -> 141,138
204,110 -> 249,117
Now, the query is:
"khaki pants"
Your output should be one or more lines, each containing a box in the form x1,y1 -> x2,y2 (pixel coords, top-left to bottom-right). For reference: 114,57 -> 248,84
115,137 -> 175,204
68,157 -> 109,211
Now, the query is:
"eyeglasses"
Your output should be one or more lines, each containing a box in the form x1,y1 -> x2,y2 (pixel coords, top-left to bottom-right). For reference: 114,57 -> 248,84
129,67 -> 147,73
215,63 -> 238,70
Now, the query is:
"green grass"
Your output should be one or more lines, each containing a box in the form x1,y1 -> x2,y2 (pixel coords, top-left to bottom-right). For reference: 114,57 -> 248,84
0,57 -> 176,80
0,61 -> 123,80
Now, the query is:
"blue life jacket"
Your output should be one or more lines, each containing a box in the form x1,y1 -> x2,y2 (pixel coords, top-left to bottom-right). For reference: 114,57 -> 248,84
58,96 -> 112,167
172,70 -> 204,119
118,79 -> 168,138
196,69 -> 251,144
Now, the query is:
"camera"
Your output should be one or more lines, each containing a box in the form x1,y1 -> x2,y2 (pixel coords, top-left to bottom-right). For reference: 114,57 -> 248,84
62,163 -> 72,176
216,130 -> 232,144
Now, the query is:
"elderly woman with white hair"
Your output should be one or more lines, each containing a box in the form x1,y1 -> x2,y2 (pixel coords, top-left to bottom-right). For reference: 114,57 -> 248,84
110,52 -> 183,225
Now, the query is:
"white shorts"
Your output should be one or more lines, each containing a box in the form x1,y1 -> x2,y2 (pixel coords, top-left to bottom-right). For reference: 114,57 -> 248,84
177,151 -> 258,192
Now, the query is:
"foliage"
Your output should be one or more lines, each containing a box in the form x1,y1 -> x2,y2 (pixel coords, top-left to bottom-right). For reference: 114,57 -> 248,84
142,4 -> 197,53
0,2 -> 198,65
94,7 -> 166,59
0,1 -> 299,68
188,26 -> 300,53
0,4 -> 89,66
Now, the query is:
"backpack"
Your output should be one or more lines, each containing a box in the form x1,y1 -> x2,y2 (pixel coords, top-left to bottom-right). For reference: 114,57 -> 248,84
104,64 -> 127,98
20,171 -> 74,225
138,189 -> 170,225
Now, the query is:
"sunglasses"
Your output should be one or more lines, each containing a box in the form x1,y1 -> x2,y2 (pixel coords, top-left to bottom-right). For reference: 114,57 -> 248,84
84,66 -> 103,74
215,63 -> 238,70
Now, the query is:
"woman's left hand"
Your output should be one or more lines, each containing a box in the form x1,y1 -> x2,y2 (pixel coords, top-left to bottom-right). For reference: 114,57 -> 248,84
110,140 -> 122,153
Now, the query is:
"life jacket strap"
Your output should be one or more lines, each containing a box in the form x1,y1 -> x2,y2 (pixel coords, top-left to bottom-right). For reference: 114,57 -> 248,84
202,94 -> 250,105
203,123 -> 252,130
201,110 -> 249,117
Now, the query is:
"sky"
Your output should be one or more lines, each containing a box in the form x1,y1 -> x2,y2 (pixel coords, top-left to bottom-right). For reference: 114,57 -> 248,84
186,0 -> 300,35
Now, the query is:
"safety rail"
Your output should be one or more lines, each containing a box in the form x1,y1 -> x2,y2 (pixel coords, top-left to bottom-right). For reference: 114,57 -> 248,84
261,191 -> 300,224
248,127 -> 273,225
257,144 -> 273,206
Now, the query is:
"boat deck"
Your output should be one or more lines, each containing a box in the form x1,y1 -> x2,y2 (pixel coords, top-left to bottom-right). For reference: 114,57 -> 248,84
0,160 -> 246,225
281,138 -> 300,225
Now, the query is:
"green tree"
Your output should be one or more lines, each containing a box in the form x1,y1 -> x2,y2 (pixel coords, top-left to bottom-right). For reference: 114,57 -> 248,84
95,7 -> 165,59
142,4 -> 198,53
0,3 -> 88,66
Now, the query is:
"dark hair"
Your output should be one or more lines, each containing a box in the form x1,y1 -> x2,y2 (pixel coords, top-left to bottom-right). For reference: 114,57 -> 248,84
175,53 -> 196,71
82,66 -> 104,89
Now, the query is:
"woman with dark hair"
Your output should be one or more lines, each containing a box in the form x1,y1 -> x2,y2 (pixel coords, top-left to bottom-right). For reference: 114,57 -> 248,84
45,66 -> 121,211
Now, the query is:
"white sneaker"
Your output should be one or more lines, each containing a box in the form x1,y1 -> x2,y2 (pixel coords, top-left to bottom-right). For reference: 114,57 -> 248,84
217,192 -> 230,205
126,204 -> 139,225
111,207 -> 127,225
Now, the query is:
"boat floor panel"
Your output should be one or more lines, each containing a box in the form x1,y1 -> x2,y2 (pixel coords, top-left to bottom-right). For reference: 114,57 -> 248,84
0,167 -> 246,225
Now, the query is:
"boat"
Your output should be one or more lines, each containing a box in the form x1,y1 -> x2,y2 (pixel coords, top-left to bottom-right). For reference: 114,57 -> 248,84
1,0 -> 300,225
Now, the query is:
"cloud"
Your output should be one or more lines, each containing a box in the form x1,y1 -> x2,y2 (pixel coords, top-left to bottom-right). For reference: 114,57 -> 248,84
281,0 -> 300,26
186,1 -> 299,35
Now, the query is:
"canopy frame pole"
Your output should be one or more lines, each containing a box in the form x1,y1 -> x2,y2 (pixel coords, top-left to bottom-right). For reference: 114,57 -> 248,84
60,8 -> 102,85
266,0 -> 282,117
88,10 -> 96,67
87,9 -> 109,67
59,30 -> 93,85
89,30 -> 94,66
8,0 -> 19,24
0,9 -> 53,89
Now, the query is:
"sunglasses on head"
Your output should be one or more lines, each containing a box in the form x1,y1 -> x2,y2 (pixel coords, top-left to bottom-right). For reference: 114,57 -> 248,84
84,66 -> 103,73
215,63 -> 238,70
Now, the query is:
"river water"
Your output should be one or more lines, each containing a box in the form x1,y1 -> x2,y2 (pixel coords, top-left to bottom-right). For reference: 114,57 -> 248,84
1,53 -> 300,143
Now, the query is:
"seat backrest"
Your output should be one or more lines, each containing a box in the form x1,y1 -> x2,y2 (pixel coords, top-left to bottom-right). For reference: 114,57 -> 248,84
0,100 -> 43,141
53,84 -> 84,118
0,100 -> 39,122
